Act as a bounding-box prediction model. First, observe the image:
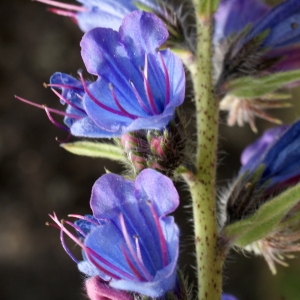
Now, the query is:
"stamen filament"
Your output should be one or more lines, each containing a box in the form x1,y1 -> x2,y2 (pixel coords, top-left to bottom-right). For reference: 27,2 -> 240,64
148,202 -> 168,267
78,71 -> 136,119
33,0 -> 86,12
48,8 -> 77,18
68,214 -> 101,226
44,106 -> 70,132
60,229 -> 79,263
134,235 -> 144,265
130,80 -> 152,114
158,52 -> 170,107
119,214 -> 153,281
46,83 -> 83,90
142,55 -> 159,115
15,95 -> 82,119
109,84 -> 139,119
121,246 -> 145,281
51,88 -> 86,114
85,246 -> 138,281
64,220 -> 86,238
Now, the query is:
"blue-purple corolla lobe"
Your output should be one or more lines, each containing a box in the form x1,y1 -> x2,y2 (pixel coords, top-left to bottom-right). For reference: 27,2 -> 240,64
245,0 -> 300,49
76,0 -> 161,32
76,168 -> 180,297
214,0 -> 270,43
240,120 -> 300,190
78,11 -> 185,137
50,72 -> 116,137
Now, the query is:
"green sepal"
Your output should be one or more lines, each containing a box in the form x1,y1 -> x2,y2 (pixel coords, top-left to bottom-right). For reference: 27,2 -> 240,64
226,69 -> 300,98
60,141 -> 124,161
223,183 -> 300,247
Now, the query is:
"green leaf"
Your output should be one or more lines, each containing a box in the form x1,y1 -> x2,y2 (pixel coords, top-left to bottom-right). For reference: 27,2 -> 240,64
60,141 -> 124,161
227,69 -> 300,98
223,183 -> 300,247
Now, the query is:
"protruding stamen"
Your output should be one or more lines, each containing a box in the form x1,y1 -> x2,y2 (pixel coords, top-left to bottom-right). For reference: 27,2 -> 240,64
119,213 -> 153,281
15,95 -> 82,119
60,228 -> 79,263
68,214 -> 101,226
49,213 -> 84,248
55,133 -> 71,143
48,8 -> 77,18
33,0 -> 86,12
141,55 -> 159,115
44,105 -> 70,132
64,220 -> 86,238
109,84 -> 139,119
50,88 -> 86,114
147,201 -> 168,267
46,83 -> 83,91
121,246 -> 145,281
78,70 -> 137,119
129,80 -> 151,114
158,52 -> 170,107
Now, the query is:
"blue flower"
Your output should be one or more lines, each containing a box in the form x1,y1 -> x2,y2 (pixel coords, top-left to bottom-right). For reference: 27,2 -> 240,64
50,11 -> 185,138
214,0 -> 300,74
35,0 -> 162,32
240,120 -> 300,192
50,168 -> 179,298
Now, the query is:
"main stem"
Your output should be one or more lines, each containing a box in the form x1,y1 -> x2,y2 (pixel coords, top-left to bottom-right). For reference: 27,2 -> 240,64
186,6 -> 223,300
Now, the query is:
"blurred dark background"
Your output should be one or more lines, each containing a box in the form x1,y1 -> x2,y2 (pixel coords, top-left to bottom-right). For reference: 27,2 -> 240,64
1,0 -> 300,299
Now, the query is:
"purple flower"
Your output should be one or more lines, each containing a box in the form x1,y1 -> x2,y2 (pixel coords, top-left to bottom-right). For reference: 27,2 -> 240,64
240,119 -> 300,192
50,168 -> 180,297
214,0 -> 300,74
49,11 -> 185,138
214,0 -> 270,44
35,0 -> 161,32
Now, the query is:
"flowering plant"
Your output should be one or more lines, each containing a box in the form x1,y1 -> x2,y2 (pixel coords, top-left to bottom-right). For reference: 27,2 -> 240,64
16,0 -> 300,299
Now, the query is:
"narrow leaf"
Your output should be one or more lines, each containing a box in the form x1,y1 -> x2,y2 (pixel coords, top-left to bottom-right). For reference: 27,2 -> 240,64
227,69 -> 300,98
61,141 -> 124,161
223,183 -> 300,247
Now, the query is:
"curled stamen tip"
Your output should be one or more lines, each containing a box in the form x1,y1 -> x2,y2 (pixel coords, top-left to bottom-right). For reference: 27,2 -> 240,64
77,68 -> 83,75
43,82 -> 49,88
45,222 -> 50,226
108,83 -> 114,90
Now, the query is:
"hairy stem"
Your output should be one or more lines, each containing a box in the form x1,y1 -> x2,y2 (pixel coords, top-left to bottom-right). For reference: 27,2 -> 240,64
185,2 -> 223,299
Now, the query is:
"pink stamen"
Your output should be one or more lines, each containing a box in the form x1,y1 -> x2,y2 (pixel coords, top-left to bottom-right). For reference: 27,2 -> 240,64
119,214 -> 153,281
148,201 -> 168,267
51,88 -> 86,114
142,55 -> 159,115
33,0 -> 86,12
49,213 -> 84,247
64,220 -> 86,238
85,246 -> 138,281
55,133 -> 71,143
48,8 -> 77,18
60,228 -> 79,263
78,71 -> 136,119
44,106 -> 70,132
134,235 -> 144,265
109,84 -> 139,119
121,246 -> 145,281
46,83 -> 82,90
158,52 -> 170,107
15,95 -> 82,119
68,214 -> 101,226
130,80 -> 151,114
